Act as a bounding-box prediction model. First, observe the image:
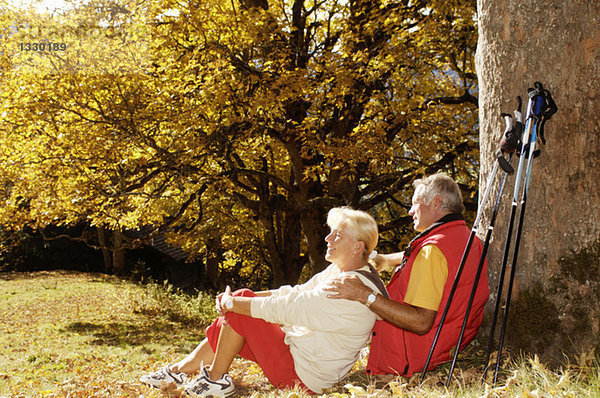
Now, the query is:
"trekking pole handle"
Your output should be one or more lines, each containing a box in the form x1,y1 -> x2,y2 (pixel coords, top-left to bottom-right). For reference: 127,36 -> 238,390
529,82 -> 546,118
513,96 -> 523,125
497,115 -> 516,174
501,113 -> 513,133
499,97 -> 523,154
511,95 -> 535,202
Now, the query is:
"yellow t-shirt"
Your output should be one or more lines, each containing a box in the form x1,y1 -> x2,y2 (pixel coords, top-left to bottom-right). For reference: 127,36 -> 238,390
403,244 -> 448,311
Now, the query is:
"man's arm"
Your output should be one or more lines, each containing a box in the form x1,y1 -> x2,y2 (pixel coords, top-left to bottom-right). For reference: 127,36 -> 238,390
324,275 -> 436,335
380,251 -> 405,268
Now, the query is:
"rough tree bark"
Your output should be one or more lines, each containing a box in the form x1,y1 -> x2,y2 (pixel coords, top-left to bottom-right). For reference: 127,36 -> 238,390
477,0 -> 600,363
96,227 -> 112,274
205,235 -> 225,291
112,229 -> 125,276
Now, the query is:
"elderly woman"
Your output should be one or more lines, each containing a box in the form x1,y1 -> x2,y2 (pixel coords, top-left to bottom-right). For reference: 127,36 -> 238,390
140,207 -> 387,397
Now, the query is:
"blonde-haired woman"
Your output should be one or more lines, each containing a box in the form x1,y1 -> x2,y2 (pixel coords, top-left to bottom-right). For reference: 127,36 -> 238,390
140,206 -> 386,397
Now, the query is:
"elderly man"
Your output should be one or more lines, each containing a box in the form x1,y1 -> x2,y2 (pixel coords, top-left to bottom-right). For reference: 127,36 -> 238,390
326,173 -> 489,376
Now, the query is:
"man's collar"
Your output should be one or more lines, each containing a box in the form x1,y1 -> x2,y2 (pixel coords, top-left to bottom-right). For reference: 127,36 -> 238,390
393,213 -> 465,276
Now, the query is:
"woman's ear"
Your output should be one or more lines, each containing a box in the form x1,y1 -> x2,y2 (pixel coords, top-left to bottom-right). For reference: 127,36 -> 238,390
355,240 -> 366,255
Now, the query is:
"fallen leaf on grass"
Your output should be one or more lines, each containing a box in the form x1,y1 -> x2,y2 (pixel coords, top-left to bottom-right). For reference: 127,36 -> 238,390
161,381 -> 186,397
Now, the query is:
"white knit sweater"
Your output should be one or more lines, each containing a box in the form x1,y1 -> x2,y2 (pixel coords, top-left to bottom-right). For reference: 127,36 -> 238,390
250,264 -> 380,393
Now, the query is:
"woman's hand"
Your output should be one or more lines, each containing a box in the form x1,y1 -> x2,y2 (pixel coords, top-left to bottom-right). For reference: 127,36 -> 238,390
324,274 -> 371,303
215,285 -> 233,315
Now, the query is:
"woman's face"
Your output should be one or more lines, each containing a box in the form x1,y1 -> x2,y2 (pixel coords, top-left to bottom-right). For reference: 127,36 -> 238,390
324,223 -> 360,269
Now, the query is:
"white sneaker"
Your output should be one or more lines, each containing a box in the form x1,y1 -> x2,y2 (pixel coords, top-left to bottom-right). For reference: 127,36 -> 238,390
140,366 -> 187,388
184,366 -> 235,397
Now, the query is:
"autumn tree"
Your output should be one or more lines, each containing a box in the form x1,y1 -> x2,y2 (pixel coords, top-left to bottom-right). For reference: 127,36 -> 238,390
149,0 -> 481,286
0,0 -> 480,286
0,0 -> 213,275
158,1 -> 477,283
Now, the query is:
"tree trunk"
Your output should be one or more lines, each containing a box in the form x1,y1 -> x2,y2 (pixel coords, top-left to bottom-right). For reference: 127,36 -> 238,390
279,211 -> 304,285
205,236 -> 224,291
300,206 -> 328,276
96,227 -> 112,274
112,229 -> 125,276
477,0 -> 600,364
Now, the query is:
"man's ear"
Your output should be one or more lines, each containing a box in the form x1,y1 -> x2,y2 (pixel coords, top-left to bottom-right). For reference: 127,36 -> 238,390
431,194 -> 444,210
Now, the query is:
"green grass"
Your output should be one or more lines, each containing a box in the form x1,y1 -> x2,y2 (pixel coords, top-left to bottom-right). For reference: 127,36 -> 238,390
0,271 -> 212,397
1,271 -> 599,397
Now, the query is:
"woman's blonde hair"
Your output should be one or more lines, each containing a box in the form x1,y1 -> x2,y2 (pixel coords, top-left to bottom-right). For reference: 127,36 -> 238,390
327,206 -> 380,265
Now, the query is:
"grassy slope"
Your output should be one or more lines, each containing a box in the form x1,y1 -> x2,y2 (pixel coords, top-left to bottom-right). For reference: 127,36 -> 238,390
0,271 -> 209,397
1,271 -> 599,397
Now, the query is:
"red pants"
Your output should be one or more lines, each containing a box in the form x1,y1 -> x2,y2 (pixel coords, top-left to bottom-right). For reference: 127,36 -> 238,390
206,289 -> 312,393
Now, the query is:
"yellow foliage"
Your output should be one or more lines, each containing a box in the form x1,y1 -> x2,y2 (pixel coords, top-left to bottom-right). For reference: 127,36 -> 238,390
0,0 -> 479,285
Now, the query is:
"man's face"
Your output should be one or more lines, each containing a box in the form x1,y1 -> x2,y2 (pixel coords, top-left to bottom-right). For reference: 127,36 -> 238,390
409,192 -> 439,232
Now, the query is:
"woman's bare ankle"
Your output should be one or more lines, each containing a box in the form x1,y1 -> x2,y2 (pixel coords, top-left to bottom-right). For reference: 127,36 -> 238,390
207,369 -> 221,381
170,357 -> 204,375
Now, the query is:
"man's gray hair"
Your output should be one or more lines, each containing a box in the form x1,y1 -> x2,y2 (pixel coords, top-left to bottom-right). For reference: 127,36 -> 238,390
413,173 -> 465,214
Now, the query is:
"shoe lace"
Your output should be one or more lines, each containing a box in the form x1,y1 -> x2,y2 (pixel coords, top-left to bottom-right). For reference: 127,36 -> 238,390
153,370 -> 168,380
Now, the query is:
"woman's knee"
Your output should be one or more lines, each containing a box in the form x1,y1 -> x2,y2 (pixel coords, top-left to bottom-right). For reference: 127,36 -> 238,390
224,310 -> 250,327
232,288 -> 255,298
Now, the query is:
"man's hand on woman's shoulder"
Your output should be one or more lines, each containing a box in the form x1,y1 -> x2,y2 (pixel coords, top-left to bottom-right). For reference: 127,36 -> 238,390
324,274 -> 370,303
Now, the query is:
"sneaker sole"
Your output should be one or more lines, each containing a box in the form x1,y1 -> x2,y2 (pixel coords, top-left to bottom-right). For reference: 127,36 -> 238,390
185,393 -> 235,398
184,387 -> 235,398
140,378 -> 183,389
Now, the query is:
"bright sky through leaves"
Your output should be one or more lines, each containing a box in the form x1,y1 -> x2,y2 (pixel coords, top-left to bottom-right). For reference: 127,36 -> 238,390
12,0 -> 72,13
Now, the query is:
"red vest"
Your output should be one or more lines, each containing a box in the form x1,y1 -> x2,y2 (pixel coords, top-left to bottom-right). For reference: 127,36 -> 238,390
366,218 -> 489,376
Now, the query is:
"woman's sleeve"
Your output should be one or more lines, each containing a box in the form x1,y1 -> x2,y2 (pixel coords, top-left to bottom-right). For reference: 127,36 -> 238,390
251,271 -> 377,332
269,264 -> 333,297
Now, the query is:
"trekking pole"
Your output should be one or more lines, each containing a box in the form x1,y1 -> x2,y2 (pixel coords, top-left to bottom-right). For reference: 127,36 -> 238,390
444,101 -> 522,385
445,151 -> 514,386
419,112 -> 517,384
491,83 -> 557,385
482,98 -> 527,377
